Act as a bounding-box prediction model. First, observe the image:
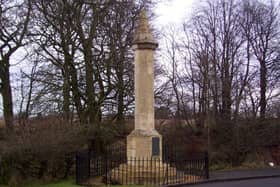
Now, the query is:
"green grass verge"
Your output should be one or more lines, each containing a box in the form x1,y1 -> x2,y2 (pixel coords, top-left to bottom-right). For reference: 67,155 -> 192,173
1,179 -> 154,187
1,180 -> 79,187
29,180 -> 79,187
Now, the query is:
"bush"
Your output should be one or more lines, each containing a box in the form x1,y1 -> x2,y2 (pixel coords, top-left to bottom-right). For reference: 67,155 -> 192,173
0,116 -> 124,185
0,116 -> 99,185
157,119 -> 206,154
210,118 -> 280,168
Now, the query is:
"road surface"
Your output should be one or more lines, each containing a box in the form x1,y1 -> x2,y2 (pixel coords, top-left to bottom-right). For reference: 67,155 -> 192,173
185,177 -> 280,187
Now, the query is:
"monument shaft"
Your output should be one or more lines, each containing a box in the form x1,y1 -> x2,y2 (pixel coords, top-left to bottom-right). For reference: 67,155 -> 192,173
127,10 -> 161,159
134,49 -> 155,130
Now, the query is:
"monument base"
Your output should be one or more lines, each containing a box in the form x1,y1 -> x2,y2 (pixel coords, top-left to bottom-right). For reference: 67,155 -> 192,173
109,163 -> 186,185
127,129 -> 162,160
108,161 -> 203,185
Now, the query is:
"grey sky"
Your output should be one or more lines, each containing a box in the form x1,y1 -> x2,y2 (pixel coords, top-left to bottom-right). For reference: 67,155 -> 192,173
155,0 -> 194,25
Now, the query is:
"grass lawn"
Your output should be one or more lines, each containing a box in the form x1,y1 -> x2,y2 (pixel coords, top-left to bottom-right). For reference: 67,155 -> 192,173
1,180 -> 79,187
24,180 -> 79,187
1,179 -> 154,187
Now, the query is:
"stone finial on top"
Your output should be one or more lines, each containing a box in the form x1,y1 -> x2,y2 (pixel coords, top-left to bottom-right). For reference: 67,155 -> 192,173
132,10 -> 158,50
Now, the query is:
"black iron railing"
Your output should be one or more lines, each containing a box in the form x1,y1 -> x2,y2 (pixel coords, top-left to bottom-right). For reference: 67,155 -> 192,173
76,144 -> 209,186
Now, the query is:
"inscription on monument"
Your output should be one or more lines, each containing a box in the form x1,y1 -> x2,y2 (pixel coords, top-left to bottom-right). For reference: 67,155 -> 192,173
152,137 -> 160,156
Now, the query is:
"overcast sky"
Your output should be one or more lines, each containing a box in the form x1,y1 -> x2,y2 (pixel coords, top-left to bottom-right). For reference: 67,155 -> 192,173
155,0 -> 195,26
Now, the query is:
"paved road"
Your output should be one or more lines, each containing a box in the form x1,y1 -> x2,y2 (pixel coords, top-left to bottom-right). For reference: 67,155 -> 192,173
185,178 -> 280,187
211,168 -> 280,180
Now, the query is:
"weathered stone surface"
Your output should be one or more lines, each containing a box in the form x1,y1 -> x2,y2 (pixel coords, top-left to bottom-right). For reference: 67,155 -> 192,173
132,11 -> 158,48
127,10 -> 161,160
128,129 -> 160,137
127,132 -> 162,159
134,49 -> 155,131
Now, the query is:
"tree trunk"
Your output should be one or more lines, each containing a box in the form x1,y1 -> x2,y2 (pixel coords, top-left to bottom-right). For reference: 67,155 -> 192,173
116,78 -> 124,123
62,53 -> 71,121
1,60 -> 14,128
69,62 -> 85,124
221,45 -> 232,121
84,43 -> 96,124
25,63 -> 37,119
260,60 -> 267,120
222,70 -> 232,121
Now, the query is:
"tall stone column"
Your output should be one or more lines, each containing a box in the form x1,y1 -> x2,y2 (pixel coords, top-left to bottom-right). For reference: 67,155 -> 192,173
127,10 -> 162,159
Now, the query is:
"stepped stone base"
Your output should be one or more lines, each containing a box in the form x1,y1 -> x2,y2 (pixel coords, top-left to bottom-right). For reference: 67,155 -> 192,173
109,163 -> 196,185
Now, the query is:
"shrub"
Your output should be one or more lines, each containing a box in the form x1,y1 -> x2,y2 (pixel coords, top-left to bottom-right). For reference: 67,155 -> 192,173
210,118 -> 280,167
0,117 -> 88,185
0,116 -> 124,185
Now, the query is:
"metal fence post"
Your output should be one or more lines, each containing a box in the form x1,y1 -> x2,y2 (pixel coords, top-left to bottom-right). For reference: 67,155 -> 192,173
88,149 -> 91,179
75,152 -> 80,185
105,148 -> 108,185
166,157 -> 169,185
205,151 -> 209,179
76,150 -> 90,185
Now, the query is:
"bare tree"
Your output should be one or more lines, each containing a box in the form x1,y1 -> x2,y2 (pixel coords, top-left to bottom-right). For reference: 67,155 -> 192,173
185,0 -> 246,122
26,1 -> 154,127
18,60 -> 38,120
0,0 -> 31,128
246,0 -> 279,119
32,0 -> 83,122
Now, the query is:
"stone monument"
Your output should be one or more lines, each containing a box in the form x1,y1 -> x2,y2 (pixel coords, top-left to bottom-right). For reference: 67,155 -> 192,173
109,11 -> 184,185
127,10 -> 162,160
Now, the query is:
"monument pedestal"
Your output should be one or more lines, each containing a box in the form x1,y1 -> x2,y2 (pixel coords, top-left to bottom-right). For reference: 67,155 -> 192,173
110,162 -> 185,185
127,129 -> 162,160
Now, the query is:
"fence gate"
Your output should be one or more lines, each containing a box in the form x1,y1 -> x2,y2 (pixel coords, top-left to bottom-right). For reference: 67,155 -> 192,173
76,150 -> 90,185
